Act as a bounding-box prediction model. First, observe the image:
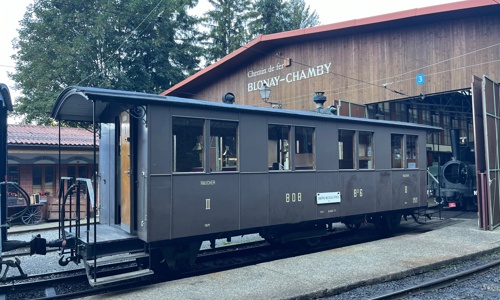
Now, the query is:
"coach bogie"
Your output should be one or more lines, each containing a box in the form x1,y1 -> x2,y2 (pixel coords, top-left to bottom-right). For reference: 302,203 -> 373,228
160,241 -> 202,270
371,213 -> 403,232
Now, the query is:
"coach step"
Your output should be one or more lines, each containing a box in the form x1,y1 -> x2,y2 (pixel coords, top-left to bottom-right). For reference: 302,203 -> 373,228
85,251 -> 150,267
87,269 -> 154,287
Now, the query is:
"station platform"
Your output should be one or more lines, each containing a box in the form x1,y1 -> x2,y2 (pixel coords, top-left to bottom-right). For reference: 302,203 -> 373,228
7,218 -> 98,234
83,215 -> 500,300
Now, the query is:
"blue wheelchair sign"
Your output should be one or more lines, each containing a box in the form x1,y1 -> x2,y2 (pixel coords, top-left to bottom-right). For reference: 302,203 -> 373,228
416,74 -> 425,85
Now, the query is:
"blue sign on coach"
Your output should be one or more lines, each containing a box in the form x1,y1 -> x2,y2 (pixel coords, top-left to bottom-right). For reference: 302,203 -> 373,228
416,74 -> 425,85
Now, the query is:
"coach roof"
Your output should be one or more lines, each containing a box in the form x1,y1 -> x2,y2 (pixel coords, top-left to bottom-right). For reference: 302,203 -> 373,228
52,86 -> 440,133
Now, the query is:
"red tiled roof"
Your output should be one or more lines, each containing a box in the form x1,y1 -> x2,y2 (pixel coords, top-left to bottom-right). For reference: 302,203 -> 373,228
7,124 -> 96,146
162,0 -> 499,97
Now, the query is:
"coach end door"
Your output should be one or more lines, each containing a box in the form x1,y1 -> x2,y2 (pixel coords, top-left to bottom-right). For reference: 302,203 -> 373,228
120,111 -> 133,232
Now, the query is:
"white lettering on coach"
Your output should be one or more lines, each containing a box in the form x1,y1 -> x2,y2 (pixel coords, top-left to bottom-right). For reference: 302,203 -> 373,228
200,180 -> 216,186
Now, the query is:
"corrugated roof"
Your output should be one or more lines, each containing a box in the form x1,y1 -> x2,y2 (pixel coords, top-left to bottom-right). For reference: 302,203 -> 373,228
7,124 -> 96,146
161,0 -> 499,97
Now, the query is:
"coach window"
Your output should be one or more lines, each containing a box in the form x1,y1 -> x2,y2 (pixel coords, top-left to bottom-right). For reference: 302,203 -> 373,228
358,131 -> 374,169
406,135 -> 418,168
295,126 -> 314,170
268,125 -> 291,171
210,120 -> 238,172
172,117 -> 205,172
391,134 -> 403,168
339,130 -> 355,169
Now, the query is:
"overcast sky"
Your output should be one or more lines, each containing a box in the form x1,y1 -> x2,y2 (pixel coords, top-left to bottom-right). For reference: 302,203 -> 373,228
0,0 -> 464,111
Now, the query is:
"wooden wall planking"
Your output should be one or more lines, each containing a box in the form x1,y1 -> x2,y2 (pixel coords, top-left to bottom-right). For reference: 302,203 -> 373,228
191,14 -> 500,110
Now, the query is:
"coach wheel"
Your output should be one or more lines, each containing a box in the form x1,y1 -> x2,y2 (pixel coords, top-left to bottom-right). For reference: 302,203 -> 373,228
21,207 -> 43,225
345,222 -> 361,230
374,214 -> 401,232
161,241 -> 201,271
390,214 -> 402,228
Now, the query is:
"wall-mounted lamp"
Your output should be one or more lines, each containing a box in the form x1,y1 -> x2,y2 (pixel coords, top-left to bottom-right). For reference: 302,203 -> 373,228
259,84 -> 281,109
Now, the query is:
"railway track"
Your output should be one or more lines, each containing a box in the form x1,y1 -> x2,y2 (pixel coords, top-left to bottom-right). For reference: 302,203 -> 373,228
1,213 -> 465,299
0,224 -> 422,299
369,258 -> 500,300
0,240 -> 273,299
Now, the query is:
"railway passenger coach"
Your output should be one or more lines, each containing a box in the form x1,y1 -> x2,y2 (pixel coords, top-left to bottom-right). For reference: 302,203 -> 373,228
45,87 -> 440,285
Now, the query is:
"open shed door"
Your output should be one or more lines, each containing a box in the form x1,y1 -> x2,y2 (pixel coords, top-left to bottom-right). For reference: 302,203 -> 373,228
472,75 -> 500,230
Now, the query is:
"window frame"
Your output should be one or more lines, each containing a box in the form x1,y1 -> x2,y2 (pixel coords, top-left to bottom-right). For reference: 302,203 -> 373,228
209,120 -> 239,172
172,116 -> 206,173
268,124 -> 292,171
7,165 -> 20,197
172,116 -> 240,174
33,164 -> 56,196
294,126 -> 315,171
391,133 -> 419,169
339,129 -> 375,170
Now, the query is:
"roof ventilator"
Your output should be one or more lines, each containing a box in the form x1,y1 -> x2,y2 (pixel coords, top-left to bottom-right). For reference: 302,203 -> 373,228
313,92 -> 336,115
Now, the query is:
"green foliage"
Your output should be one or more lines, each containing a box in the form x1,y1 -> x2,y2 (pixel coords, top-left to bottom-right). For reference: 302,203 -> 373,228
203,0 -> 252,64
248,0 -> 319,36
203,0 -> 319,63
11,0 -> 203,124
248,0 -> 288,35
285,0 -> 320,29
11,0 -> 319,124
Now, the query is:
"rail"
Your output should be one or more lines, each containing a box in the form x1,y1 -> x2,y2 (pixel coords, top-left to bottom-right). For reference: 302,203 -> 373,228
370,258 -> 500,299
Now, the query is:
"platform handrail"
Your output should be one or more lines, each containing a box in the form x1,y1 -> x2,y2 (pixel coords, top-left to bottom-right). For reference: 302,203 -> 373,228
76,178 -> 95,208
75,178 -> 96,246
75,177 -> 98,283
60,183 -> 78,240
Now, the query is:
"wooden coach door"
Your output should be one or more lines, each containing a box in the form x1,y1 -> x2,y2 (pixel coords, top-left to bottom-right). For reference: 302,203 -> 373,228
120,112 -> 133,232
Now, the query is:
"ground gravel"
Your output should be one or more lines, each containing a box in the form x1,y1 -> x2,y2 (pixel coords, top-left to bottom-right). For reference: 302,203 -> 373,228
2,228 -> 82,279
323,249 -> 500,299
2,227 -> 265,280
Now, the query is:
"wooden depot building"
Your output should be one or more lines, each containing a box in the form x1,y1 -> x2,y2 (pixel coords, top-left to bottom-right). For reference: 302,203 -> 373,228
162,0 -> 500,229
7,125 -> 97,222
163,0 -> 500,154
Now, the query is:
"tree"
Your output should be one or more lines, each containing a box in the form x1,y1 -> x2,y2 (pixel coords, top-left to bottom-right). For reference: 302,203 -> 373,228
11,0 -> 203,124
248,0 -> 287,35
202,0 -> 319,64
203,0 -> 252,64
248,0 -> 319,36
284,0 -> 319,29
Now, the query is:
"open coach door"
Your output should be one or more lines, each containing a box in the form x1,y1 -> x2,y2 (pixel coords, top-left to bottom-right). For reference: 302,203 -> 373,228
472,75 -> 500,230
119,111 -> 133,233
